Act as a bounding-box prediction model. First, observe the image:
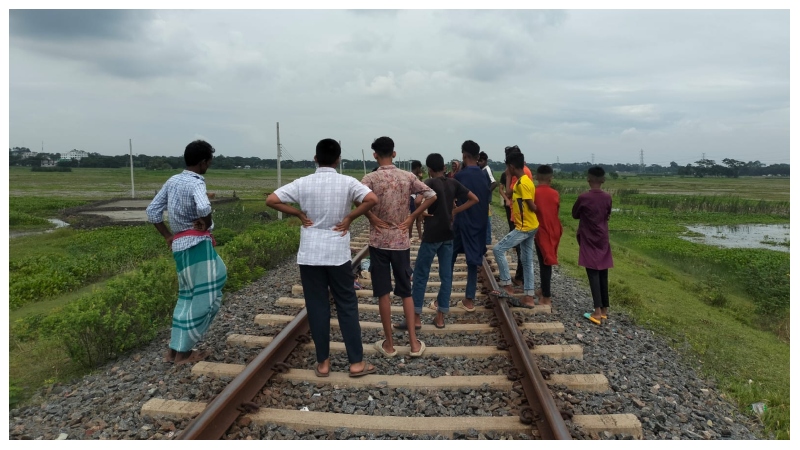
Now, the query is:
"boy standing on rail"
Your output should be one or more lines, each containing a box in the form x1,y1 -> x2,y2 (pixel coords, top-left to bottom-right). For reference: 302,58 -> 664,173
147,140 -> 227,365
451,140 -> 491,312
492,151 -> 538,308
362,136 -> 437,359
266,139 -> 379,377
533,165 -> 563,307
498,146 -> 534,289
572,166 -> 614,325
394,153 -> 478,330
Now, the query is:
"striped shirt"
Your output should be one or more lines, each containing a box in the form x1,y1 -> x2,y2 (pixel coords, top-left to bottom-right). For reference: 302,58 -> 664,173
146,170 -> 213,252
274,167 -> 372,266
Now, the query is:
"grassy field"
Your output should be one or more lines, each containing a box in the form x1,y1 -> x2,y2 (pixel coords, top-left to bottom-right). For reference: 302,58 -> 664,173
547,175 -> 790,439
7,167 -> 791,438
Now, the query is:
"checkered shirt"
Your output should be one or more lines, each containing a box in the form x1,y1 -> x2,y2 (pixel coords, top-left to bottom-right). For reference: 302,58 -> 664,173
146,170 -> 213,252
274,167 -> 372,266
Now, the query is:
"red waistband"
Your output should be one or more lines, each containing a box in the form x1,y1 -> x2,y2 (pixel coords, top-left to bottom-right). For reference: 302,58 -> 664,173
173,229 -> 216,246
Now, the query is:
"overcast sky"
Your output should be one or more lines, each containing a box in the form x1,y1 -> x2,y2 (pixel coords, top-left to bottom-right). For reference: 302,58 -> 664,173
7,8 -> 791,166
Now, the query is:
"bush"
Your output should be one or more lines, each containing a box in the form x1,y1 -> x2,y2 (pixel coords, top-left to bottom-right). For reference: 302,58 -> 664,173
35,220 -> 301,369
9,210 -> 51,227
213,227 -> 236,246
609,279 -> 643,309
31,166 -> 72,172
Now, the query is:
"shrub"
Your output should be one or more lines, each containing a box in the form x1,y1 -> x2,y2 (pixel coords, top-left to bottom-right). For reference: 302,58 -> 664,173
609,279 -> 643,309
35,220 -> 301,369
9,211 -> 51,227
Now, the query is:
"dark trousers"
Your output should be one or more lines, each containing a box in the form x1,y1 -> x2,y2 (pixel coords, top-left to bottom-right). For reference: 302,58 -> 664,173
504,205 -> 523,282
534,240 -> 552,297
299,262 -> 363,364
585,268 -> 609,309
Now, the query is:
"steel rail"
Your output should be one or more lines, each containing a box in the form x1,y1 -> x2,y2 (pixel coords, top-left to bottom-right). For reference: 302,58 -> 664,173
178,245 -> 371,440
480,257 -> 572,440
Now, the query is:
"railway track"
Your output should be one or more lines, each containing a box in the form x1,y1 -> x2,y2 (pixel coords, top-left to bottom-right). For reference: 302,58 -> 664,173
141,232 -> 642,439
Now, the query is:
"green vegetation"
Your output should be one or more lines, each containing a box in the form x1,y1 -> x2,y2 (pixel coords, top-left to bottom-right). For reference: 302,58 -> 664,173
551,175 -> 790,439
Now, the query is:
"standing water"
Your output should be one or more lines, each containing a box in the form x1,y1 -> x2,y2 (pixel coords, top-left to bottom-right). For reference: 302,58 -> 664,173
681,224 -> 789,252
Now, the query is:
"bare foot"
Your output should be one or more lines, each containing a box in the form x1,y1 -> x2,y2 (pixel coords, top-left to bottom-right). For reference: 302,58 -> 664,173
433,312 -> 445,328
316,360 -> 330,376
410,339 -> 422,354
521,295 -> 537,308
462,298 -> 475,310
503,285 -> 516,296
539,297 -> 552,306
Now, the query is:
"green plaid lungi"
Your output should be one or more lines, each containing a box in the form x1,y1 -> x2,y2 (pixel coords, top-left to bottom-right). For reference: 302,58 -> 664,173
170,239 -> 227,352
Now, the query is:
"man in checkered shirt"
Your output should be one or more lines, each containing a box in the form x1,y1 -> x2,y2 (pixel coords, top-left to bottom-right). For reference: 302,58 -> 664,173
267,139 -> 379,378
147,140 -> 227,366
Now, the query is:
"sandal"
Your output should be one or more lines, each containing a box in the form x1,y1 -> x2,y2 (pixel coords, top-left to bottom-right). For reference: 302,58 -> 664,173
504,295 -> 534,309
314,364 -> 330,378
583,312 -> 602,325
426,301 -> 438,311
409,340 -> 426,358
432,318 -> 445,329
174,349 -> 210,365
374,339 -> 398,358
349,362 -> 377,378
393,320 -> 421,331
456,300 -> 476,312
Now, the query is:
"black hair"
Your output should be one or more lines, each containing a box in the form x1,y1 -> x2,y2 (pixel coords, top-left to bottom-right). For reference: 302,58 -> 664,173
461,140 -> 480,158
371,136 -> 394,157
315,138 -> 341,166
184,140 -> 215,166
587,166 -> 606,178
425,153 -> 445,172
478,151 -> 488,162
505,151 -> 525,170
411,160 -> 422,171
536,164 -> 553,175
504,145 -> 520,156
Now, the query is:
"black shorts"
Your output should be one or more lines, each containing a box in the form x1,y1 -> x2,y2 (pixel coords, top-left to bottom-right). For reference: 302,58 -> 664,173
368,246 -> 412,299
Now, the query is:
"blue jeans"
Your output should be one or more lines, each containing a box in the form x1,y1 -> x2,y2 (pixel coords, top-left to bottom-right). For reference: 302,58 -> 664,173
412,240 -> 453,314
493,228 -> 537,296
485,217 -> 492,245
451,233 -> 478,300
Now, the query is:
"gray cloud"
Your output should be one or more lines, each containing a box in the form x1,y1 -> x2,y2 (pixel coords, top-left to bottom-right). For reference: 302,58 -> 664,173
10,9 -> 154,41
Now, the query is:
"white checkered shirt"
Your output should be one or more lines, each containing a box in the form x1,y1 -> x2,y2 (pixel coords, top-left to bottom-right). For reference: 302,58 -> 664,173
146,170 -> 213,252
274,167 -> 372,266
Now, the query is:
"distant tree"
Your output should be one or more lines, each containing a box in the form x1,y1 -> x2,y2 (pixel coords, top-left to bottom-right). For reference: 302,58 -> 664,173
722,158 -> 746,177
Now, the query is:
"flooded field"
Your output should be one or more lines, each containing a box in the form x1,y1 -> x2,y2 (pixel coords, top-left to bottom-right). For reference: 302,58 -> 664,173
681,224 -> 790,252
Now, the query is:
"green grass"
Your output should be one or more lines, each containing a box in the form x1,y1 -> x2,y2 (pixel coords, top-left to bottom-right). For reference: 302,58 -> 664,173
554,184 -> 790,439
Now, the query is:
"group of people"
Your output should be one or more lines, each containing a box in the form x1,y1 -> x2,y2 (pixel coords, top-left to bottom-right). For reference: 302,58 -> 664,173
147,138 -> 614,377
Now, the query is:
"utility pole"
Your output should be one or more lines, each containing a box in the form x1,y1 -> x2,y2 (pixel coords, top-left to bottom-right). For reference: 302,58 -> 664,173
129,139 -> 135,198
702,152 -> 705,161
362,149 -> 367,175
591,153 -> 595,165
276,122 -> 282,219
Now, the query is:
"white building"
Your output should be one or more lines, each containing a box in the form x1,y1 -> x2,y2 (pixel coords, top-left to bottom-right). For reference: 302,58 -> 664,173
64,149 -> 88,160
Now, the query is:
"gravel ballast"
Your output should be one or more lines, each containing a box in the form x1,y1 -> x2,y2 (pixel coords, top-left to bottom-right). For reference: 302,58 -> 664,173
9,217 -> 764,440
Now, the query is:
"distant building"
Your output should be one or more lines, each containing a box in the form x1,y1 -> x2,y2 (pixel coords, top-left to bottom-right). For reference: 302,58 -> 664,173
20,151 -> 38,159
41,159 -> 57,167
63,149 -> 88,160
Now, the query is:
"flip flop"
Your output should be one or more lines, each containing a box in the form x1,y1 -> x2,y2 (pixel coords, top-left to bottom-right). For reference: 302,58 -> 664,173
456,300 -> 476,312
432,318 -> 446,329
583,312 -> 602,325
409,340 -> 426,358
374,339 -> 398,358
601,314 -> 608,319
393,320 -> 421,331
314,364 -> 330,378
174,349 -> 210,365
349,362 -> 377,378
505,296 -> 534,309
163,349 -> 176,363
426,301 -> 438,311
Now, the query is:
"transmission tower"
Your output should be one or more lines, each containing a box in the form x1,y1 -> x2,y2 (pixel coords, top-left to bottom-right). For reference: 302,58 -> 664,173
639,149 -> 644,173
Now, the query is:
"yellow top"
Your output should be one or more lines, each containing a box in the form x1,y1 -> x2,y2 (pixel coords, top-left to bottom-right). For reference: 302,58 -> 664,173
512,174 -> 539,232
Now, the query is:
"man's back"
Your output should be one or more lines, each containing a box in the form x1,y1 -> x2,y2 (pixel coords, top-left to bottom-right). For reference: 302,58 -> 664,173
146,170 -> 212,252
422,176 -> 470,243
453,166 -> 490,231
362,165 -> 432,249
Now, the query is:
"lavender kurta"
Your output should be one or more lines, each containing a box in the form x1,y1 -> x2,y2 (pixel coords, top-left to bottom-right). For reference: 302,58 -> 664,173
571,189 -> 614,270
